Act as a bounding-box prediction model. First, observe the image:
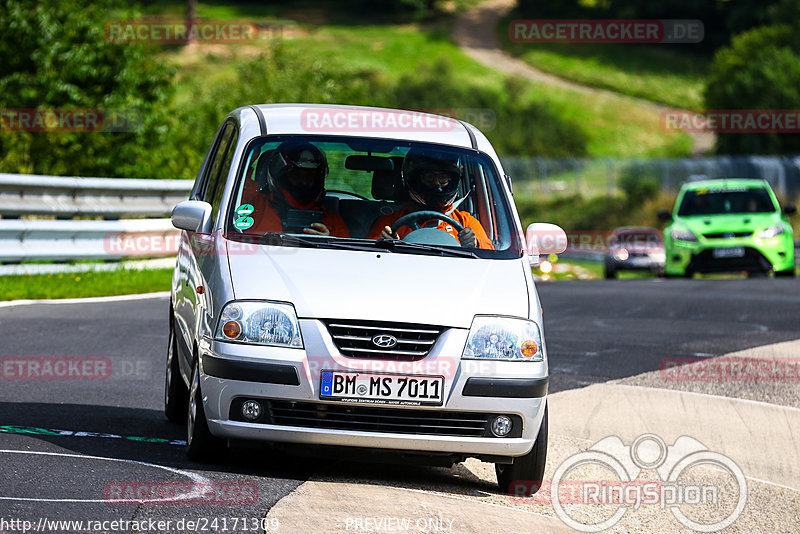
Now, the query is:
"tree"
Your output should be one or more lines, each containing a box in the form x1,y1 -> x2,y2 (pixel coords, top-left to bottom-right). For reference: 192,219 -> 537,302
705,24 -> 800,154
0,0 -> 176,178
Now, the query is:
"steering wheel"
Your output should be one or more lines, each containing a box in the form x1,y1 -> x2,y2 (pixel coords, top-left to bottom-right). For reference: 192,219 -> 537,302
390,210 -> 464,236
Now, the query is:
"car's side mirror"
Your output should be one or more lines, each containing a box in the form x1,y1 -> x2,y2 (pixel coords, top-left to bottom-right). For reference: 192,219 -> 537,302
657,210 -> 672,222
526,223 -> 567,266
783,203 -> 797,216
171,200 -> 213,233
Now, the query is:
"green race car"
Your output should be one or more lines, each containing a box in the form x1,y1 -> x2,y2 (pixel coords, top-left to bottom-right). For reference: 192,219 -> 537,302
660,179 -> 796,277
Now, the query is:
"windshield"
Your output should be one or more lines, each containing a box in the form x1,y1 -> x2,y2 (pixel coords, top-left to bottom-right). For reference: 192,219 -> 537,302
225,135 -> 522,258
677,187 -> 777,216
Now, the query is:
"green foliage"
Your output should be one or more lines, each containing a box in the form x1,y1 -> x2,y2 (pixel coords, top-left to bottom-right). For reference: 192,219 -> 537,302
705,24 -> 800,154
515,0 -> 779,52
618,167 -> 659,205
515,193 -> 628,231
172,45 -> 589,176
0,0 -> 176,178
0,268 -> 172,300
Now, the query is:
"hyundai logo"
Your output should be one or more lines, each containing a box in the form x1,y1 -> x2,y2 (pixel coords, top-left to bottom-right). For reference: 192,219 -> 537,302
372,334 -> 398,349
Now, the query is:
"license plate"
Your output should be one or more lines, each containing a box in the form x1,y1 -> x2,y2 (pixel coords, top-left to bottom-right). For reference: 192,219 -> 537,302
320,371 -> 444,406
712,247 -> 745,259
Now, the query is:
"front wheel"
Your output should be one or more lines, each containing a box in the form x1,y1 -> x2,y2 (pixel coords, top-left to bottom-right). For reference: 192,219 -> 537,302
774,268 -> 795,278
186,359 -> 226,462
165,325 -> 188,423
604,263 -> 616,279
496,405 -> 548,497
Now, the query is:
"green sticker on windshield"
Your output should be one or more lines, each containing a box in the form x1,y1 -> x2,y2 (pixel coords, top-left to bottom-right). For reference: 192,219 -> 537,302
234,216 -> 254,230
235,203 -> 254,217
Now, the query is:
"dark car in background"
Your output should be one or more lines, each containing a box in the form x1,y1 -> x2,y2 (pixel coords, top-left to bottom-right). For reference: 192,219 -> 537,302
604,227 -> 665,279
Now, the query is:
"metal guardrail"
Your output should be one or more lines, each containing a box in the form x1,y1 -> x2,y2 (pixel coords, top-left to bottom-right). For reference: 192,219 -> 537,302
0,219 -> 178,262
0,173 -> 192,218
0,175 -> 189,270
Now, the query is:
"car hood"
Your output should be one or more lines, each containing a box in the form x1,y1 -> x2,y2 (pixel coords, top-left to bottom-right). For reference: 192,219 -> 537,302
226,242 -> 529,328
677,213 -> 782,237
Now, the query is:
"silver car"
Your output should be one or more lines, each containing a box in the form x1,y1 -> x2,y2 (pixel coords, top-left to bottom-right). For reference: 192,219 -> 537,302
166,104 -> 564,496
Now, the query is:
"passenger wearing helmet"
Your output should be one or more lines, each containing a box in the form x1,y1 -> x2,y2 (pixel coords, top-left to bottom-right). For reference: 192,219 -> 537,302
367,149 -> 494,249
242,141 -> 349,237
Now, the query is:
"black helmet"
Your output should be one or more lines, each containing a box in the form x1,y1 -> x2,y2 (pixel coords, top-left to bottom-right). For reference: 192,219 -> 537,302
269,141 -> 328,207
401,148 -> 463,209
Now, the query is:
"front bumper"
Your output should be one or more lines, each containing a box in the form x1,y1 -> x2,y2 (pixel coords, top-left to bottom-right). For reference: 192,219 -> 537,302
607,255 -> 664,272
665,235 -> 794,275
197,319 -> 547,459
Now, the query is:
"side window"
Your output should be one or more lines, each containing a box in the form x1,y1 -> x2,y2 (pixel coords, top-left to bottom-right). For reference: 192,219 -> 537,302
209,128 -> 239,222
202,124 -> 234,203
196,124 -> 229,201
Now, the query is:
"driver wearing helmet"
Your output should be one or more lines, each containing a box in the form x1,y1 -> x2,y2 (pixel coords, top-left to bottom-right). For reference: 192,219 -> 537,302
242,141 -> 349,237
366,149 -> 494,249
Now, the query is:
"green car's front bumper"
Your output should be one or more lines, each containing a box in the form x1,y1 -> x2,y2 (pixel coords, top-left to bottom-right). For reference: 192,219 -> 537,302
664,234 -> 795,275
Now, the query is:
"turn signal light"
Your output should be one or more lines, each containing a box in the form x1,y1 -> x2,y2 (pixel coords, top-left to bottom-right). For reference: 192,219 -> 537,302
222,320 -> 243,339
520,339 -> 539,358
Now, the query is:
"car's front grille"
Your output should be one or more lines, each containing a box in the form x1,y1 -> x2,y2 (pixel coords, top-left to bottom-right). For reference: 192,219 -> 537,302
689,247 -> 771,273
229,398 -> 522,438
324,319 -> 442,360
703,232 -> 752,239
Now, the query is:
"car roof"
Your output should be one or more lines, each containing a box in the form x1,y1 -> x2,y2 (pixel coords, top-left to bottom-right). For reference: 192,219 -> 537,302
244,103 -> 476,149
680,178 -> 770,191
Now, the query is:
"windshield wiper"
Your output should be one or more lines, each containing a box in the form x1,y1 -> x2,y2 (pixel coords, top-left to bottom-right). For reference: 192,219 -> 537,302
373,238 -> 479,258
261,233 -> 380,252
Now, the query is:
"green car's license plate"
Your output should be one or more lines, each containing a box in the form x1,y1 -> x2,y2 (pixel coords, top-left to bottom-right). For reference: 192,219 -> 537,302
712,247 -> 745,258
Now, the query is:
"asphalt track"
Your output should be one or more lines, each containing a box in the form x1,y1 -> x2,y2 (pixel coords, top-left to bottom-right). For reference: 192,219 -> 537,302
0,278 -> 798,532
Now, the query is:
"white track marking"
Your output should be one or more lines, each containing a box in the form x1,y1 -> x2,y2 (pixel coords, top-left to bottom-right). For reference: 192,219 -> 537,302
0,449 -> 208,503
381,485 -> 554,519
0,291 -> 169,308
611,382 -> 800,413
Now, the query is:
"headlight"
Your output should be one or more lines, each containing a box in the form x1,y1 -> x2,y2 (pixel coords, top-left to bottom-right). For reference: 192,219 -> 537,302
215,301 -> 303,348
462,316 -> 543,361
758,224 -> 785,239
671,228 -> 697,242
613,248 -> 629,261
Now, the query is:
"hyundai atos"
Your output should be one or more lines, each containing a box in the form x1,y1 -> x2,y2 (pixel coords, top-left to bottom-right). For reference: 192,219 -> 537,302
166,104 -> 566,495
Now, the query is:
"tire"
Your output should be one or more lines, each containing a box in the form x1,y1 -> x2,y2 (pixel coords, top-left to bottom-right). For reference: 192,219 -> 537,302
165,323 -> 188,423
186,358 -> 225,462
496,405 -> 548,496
775,268 -> 795,278
604,263 -> 616,279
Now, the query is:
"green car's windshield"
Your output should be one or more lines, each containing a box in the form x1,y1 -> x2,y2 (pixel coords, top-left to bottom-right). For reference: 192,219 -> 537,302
677,187 -> 776,216
225,135 -> 523,259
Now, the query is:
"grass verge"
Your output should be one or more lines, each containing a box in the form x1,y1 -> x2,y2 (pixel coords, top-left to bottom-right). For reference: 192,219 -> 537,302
0,268 -> 173,301
499,12 -> 708,110
159,9 -> 692,159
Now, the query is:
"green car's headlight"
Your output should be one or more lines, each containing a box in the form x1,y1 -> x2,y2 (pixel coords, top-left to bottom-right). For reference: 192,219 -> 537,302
215,301 -> 303,348
758,224 -> 786,239
671,228 -> 698,242
462,316 -> 543,361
